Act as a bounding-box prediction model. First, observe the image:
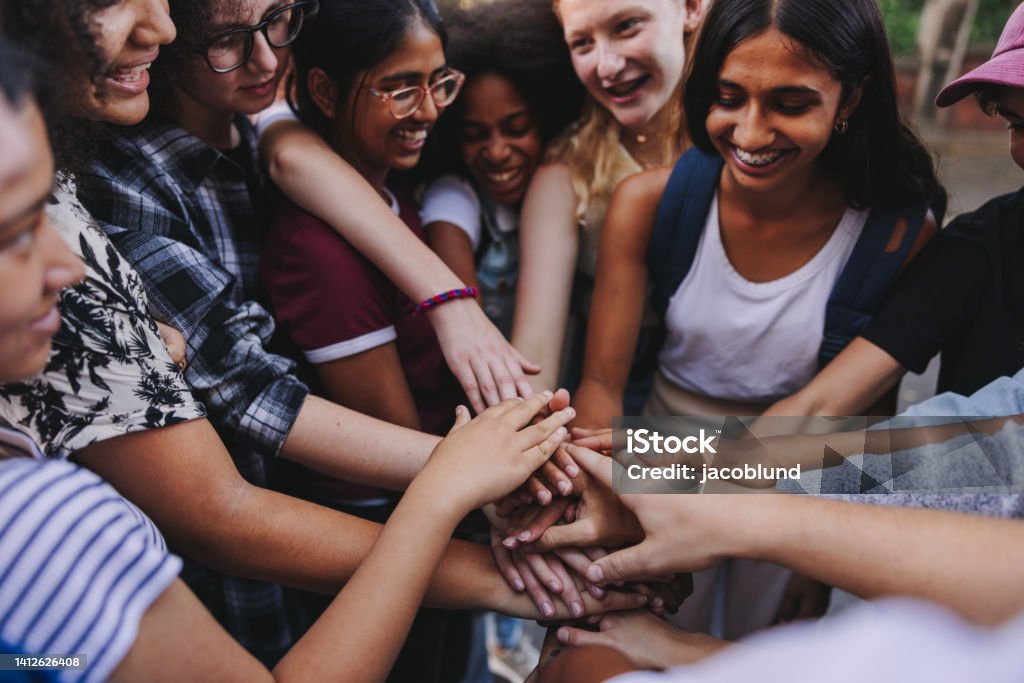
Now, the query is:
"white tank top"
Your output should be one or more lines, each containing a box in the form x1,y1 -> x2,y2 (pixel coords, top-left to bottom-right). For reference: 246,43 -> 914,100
659,194 -> 869,403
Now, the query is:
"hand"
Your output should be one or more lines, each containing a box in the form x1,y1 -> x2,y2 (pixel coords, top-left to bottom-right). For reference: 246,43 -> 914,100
773,573 -> 832,625
556,609 -> 730,669
528,444 -> 643,552
428,299 -> 540,413
419,393 -> 573,513
568,444 -> 744,585
490,528 -> 593,618
155,321 -> 187,370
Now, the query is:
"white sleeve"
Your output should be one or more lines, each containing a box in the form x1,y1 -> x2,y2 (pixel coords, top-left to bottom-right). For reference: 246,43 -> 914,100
253,102 -> 299,139
420,175 -> 484,251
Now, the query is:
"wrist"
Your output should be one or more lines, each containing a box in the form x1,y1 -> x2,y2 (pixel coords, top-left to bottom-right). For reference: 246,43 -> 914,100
402,473 -> 469,529
722,494 -> 797,562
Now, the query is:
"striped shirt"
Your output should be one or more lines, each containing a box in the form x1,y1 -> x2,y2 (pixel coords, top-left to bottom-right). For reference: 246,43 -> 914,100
0,427 -> 181,683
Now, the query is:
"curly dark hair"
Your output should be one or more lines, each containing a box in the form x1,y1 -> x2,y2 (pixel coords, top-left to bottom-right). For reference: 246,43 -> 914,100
1,0 -> 120,172
418,0 -> 584,181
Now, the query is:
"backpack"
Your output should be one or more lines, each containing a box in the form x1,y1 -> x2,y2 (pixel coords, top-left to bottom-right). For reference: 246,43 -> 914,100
646,148 -> 929,369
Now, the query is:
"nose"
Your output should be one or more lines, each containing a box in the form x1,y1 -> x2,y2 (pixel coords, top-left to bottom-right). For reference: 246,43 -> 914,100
40,219 -> 85,294
135,0 -> 177,48
596,42 -> 626,82
732,104 -> 774,150
410,88 -> 440,124
482,135 -> 511,165
248,31 -> 280,75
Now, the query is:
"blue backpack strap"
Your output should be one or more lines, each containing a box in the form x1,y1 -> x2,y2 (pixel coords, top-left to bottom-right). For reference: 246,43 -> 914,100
646,148 -> 724,316
818,201 -> 929,367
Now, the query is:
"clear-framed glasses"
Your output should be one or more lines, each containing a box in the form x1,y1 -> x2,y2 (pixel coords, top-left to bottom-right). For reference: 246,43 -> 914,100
198,0 -> 319,74
366,69 -> 466,120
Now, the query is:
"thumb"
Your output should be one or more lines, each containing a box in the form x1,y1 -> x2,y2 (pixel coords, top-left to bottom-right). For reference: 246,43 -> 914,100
447,405 -> 471,434
585,543 -> 652,586
533,518 -> 597,551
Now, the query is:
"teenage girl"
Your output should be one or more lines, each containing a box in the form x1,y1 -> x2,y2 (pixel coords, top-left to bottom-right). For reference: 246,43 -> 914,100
511,0 -> 705,398
572,0 -> 946,636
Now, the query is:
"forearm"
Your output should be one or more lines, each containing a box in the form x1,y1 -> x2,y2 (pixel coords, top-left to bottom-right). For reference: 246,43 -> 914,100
275,480 -> 465,682
280,394 -> 438,490
737,496 -> 1024,624
263,122 -> 463,300
537,646 -> 634,683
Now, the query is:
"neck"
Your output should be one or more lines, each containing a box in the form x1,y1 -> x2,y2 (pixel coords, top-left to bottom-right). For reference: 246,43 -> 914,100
170,86 -> 238,149
331,128 -> 390,195
722,164 -> 841,221
620,103 -> 684,168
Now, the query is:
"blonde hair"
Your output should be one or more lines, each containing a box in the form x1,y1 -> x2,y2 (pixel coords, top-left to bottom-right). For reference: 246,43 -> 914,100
548,0 -> 692,222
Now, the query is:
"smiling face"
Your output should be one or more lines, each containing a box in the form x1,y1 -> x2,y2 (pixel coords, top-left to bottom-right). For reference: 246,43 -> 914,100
84,0 -> 177,124
177,0 -> 295,117
336,21 -> 448,187
706,27 -> 859,196
0,99 -> 84,382
459,73 -> 543,207
558,0 -> 691,131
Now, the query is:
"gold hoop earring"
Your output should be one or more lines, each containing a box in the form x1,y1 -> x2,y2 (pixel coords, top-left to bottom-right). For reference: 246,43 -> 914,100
834,120 -> 849,135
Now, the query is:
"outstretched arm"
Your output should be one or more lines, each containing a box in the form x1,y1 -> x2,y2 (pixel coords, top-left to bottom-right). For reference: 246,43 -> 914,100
573,169 -> 669,429
261,119 -> 537,411
511,163 -> 581,393
568,444 -> 1024,626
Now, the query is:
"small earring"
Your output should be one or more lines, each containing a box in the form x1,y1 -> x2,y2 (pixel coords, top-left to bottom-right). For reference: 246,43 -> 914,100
834,120 -> 849,135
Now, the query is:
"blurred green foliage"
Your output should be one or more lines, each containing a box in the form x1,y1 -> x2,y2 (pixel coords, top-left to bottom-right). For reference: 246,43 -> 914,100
880,0 -> 1019,55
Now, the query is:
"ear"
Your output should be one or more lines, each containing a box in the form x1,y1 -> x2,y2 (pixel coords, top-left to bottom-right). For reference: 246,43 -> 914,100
682,0 -> 706,34
308,67 -> 340,121
838,76 -> 871,124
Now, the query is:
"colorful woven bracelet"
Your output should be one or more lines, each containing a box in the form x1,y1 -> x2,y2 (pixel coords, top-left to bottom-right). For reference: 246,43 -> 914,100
414,287 -> 480,315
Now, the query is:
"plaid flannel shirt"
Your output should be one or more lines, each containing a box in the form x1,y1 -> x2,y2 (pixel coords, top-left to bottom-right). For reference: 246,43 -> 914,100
76,116 -> 309,657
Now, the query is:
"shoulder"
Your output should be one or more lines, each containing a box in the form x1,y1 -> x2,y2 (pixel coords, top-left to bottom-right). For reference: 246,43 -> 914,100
531,161 -> 575,188
613,167 -> 672,206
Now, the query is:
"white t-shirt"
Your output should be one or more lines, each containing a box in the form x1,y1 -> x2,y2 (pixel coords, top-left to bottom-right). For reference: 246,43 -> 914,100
420,175 -> 517,251
659,194 -> 868,403
608,599 -> 1024,683
0,429 -> 181,683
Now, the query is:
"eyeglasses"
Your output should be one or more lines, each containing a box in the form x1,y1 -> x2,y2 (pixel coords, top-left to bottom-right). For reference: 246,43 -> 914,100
198,0 -> 319,74
366,70 -> 465,119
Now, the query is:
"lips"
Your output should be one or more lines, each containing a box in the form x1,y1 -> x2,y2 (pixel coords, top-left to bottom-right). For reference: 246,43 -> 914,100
392,126 -> 429,152
242,79 -> 277,98
603,75 -> 650,105
729,145 -> 792,176
483,167 -> 524,185
104,53 -> 158,96
29,304 -> 62,337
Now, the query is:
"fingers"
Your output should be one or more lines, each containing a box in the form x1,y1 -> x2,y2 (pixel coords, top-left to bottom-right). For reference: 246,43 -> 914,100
527,475 -> 554,506
554,548 -> 606,599
470,355 -> 501,409
517,406 -> 575,451
564,444 -> 614,489
540,460 -> 574,497
512,345 -> 541,376
555,625 -> 615,650
547,388 -> 571,412
624,583 -> 667,616
586,544 -> 652,587
453,363 -> 486,415
552,443 -> 581,478
490,356 -> 519,402
523,551 -> 563,594
507,497 -> 571,547
513,552 -> 556,619
532,517 -> 597,552
571,428 -> 614,453
504,354 -> 535,401
545,556 -> 585,618
578,590 -> 648,618
490,530 -> 526,593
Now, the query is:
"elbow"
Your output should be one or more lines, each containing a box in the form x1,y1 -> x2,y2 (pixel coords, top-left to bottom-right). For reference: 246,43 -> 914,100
164,474 -> 254,574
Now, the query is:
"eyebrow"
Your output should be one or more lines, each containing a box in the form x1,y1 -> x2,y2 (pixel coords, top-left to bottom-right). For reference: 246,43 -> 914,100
464,110 -> 532,125
378,66 -> 448,84
210,0 -> 288,33
0,194 -> 48,235
718,79 -> 822,96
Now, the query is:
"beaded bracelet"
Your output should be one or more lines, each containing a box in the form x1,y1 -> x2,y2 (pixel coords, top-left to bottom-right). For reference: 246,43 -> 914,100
414,287 -> 480,315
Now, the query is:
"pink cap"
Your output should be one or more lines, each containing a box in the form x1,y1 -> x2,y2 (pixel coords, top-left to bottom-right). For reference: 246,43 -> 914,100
936,2 -> 1024,107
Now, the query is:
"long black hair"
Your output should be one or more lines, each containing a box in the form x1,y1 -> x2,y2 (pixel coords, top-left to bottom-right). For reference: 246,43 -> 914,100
684,0 -> 947,221
1,0 -> 120,172
418,0 -> 584,180
289,0 -> 446,142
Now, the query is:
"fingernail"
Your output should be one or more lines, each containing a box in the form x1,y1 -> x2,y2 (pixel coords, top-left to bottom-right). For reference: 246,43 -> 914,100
503,537 -> 517,548
518,530 -> 532,542
653,597 -> 664,608
549,580 -> 562,592
542,602 -> 555,618
513,580 -> 525,592
558,481 -> 572,495
555,427 -> 567,438
538,491 -> 551,505
636,594 -> 648,605
586,565 -> 605,583
566,465 -> 580,477
557,627 -> 569,643
571,601 -> 584,617
543,390 -> 553,399
564,407 -> 575,417
590,585 -> 606,599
